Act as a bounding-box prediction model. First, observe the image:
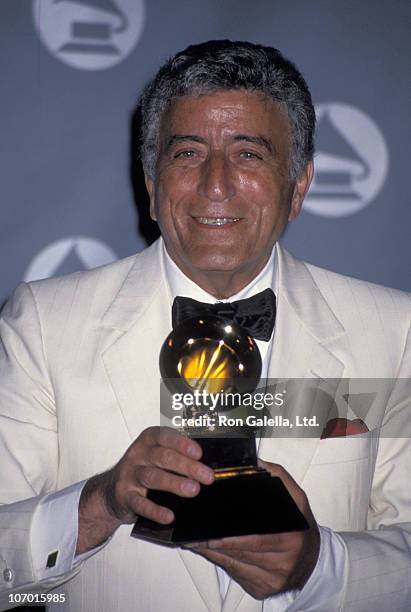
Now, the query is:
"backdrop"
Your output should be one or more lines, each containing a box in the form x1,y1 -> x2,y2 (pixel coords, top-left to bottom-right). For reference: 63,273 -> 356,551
1,0 -> 410,311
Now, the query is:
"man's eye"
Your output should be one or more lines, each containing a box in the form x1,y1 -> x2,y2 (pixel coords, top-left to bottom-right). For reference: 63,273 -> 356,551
239,151 -> 262,160
174,150 -> 196,159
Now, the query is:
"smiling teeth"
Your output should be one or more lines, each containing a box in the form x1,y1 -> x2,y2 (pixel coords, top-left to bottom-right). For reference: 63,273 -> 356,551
197,217 -> 240,226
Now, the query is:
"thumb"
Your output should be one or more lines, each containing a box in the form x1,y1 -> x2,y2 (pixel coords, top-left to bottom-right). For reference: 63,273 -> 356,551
257,459 -> 314,521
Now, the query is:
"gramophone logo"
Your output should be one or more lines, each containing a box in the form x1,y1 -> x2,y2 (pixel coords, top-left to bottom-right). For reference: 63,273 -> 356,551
24,236 -> 117,282
32,0 -> 145,70
305,103 -> 389,217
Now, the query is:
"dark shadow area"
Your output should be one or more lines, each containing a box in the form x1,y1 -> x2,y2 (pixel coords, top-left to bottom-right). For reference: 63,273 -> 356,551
129,103 -> 160,246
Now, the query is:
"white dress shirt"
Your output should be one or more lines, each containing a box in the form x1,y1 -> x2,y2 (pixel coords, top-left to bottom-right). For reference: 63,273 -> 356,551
29,243 -> 347,610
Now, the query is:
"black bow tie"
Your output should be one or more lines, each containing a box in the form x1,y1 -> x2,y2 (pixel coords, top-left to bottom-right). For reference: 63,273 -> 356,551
172,288 -> 276,342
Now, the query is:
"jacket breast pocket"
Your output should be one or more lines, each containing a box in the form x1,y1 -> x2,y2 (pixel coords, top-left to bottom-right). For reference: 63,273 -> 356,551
303,430 -> 380,530
310,429 -> 379,464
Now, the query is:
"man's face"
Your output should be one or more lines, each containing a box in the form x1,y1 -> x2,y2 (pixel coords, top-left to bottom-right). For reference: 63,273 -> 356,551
146,89 -> 313,297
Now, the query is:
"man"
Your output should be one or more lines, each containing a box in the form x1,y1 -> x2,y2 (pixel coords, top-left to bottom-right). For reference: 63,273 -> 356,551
0,40 -> 410,612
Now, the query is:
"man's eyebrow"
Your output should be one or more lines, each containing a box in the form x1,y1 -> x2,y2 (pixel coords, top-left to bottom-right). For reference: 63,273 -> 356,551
165,133 -> 276,155
166,135 -> 207,149
233,134 -> 275,155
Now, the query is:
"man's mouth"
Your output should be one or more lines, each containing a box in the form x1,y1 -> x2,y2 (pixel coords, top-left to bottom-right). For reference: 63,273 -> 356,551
195,217 -> 240,226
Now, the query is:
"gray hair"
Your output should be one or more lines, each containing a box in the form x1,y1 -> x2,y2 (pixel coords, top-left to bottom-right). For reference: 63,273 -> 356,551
140,40 -> 315,180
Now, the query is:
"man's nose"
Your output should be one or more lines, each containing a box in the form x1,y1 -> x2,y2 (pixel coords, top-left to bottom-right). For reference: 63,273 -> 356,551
197,153 -> 235,202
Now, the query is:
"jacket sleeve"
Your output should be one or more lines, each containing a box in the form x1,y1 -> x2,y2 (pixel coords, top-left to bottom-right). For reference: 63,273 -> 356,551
339,324 -> 411,611
0,283 -> 80,608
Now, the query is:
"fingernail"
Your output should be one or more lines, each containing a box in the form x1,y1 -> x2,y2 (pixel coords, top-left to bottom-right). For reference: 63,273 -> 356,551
182,480 -> 198,495
199,467 -> 214,484
182,542 -> 198,549
207,539 -> 223,549
188,444 -> 202,459
161,509 -> 174,523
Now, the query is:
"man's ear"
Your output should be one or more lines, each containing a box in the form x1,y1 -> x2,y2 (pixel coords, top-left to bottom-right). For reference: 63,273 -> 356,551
288,160 -> 314,221
145,174 -> 157,221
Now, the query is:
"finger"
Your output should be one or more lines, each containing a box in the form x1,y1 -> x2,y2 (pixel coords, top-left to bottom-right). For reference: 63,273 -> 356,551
127,490 -> 174,525
135,465 -> 201,497
257,461 -> 300,495
190,545 -> 286,571
257,460 -> 311,516
148,445 -> 214,485
192,548 -> 285,596
143,426 -> 203,460
195,532 -> 301,553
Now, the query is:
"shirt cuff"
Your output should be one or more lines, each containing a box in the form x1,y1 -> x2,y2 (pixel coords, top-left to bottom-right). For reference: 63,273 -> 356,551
30,480 -> 109,580
287,525 -> 347,611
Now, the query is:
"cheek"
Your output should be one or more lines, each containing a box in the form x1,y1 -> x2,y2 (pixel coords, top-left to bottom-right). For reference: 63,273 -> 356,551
156,172 -> 196,216
237,172 -> 267,192
154,193 -> 188,241
239,171 -> 283,203
159,165 -> 198,191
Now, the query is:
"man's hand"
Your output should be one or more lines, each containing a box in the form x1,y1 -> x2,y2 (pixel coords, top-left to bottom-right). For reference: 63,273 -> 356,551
187,461 -> 320,600
76,426 -> 214,554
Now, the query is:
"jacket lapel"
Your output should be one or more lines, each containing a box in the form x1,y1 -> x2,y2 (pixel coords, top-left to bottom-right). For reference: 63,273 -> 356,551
101,240 -> 171,439
258,245 -> 346,482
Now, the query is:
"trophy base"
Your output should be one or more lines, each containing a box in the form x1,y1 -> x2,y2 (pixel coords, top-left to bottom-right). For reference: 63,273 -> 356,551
131,468 -> 308,545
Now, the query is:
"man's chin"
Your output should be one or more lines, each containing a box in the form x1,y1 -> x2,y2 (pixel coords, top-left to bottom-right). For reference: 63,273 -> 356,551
186,257 -> 243,275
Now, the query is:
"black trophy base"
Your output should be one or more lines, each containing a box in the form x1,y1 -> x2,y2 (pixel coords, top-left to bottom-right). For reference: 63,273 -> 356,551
131,468 -> 308,545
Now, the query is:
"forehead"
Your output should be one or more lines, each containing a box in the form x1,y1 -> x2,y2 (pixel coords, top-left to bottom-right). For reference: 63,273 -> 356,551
159,89 -> 290,141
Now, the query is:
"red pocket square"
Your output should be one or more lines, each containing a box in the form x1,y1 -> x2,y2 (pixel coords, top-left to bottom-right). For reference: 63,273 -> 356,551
320,418 -> 369,440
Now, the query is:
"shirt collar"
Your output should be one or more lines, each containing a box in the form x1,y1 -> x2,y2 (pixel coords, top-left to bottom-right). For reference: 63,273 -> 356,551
161,239 -> 277,304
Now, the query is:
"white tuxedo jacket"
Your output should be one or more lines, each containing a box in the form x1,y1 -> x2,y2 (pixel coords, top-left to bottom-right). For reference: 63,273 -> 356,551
0,240 -> 410,612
